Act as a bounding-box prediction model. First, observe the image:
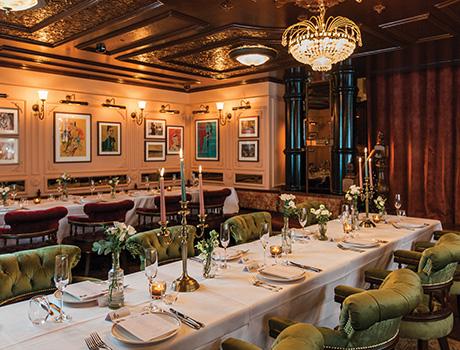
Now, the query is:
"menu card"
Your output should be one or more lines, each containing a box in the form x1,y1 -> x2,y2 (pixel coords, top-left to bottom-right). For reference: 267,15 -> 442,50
116,313 -> 178,342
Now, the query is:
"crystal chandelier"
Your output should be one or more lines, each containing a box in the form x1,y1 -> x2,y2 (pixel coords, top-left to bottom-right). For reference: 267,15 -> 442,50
0,0 -> 39,12
282,3 -> 362,71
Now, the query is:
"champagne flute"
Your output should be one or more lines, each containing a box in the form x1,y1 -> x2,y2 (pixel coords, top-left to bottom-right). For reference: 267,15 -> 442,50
298,207 -> 308,231
145,176 -> 150,192
144,248 -> 159,312
259,223 -> 270,266
394,194 -> 402,216
90,180 -> 96,196
172,174 -> 177,188
10,184 -> 17,204
220,223 -> 230,269
54,254 -> 71,322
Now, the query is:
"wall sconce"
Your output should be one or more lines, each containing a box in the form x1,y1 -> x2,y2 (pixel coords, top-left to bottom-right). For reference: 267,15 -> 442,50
216,102 -> 232,126
159,104 -> 180,114
192,104 -> 209,115
0,93 -> 7,98
130,100 -> 146,125
59,94 -> 89,106
32,90 -> 48,120
101,98 -> 126,109
232,99 -> 251,111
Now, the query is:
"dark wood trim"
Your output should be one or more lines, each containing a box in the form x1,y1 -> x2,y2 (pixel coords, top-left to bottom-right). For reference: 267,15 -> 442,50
189,76 -> 282,92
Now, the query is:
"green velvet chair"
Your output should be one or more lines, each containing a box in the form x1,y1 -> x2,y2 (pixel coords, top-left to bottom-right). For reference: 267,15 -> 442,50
221,323 -> 324,350
224,212 -> 272,245
127,225 -> 196,269
0,245 -> 81,306
365,233 -> 460,350
269,269 -> 422,350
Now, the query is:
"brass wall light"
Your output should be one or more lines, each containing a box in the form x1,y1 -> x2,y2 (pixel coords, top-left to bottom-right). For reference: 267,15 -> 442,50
0,93 -> 7,98
59,94 -> 89,106
192,105 -> 209,115
159,104 -> 180,114
101,98 -> 126,109
32,90 -> 48,120
232,99 -> 251,111
216,102 -> 232,126
131,100 -> 146,125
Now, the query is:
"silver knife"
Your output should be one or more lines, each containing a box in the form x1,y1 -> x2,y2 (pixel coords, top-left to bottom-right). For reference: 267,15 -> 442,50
170,308 -> 205,328
288,261 -> 322,272
337,244 -> 365,253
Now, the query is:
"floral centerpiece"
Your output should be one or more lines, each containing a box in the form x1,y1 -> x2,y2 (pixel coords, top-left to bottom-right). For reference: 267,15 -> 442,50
0,185 -> 10,206
56,173 -> 71,200
92,222 -> 141,309
311,204 -> 332,241
374,195 -> 387,218
108,177 -> 119,198
195,230 -> 219,278
345,185 -> 362,230
279,194 -> 296,254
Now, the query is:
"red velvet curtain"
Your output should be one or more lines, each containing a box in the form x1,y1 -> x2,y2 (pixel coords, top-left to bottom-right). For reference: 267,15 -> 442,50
367,64 -> 460,226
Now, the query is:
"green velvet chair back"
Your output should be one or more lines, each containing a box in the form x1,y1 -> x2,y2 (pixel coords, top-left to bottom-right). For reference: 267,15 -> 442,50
296,201 -> 321,225
224,212 -> 272,245
0,245 -> 81,305
337,269 -> 422,348
127,225 -> 196,269
417,232 -> 460,285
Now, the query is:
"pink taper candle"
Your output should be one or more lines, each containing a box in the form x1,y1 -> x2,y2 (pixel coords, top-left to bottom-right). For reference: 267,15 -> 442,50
369,158 -> 373,187
159,168 -> 166,223
198,165 -> 205,217
358,157 -> 363,188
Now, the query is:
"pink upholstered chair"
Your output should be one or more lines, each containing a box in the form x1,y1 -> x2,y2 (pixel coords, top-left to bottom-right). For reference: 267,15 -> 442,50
0,207 -> 68,253
136,194 -> 191,230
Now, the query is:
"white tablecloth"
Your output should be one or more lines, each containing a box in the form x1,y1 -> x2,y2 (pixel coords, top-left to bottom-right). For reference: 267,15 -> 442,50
0,186 -> 239,243
0,216 -> 441,350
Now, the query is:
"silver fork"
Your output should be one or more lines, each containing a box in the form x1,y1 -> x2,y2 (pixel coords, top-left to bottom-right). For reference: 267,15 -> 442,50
84,337 -> 98,350
249,276 -> 281,292
90,332 -> 114,350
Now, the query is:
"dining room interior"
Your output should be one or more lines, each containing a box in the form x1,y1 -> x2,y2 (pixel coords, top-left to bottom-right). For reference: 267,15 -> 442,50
0,0 -> 459,349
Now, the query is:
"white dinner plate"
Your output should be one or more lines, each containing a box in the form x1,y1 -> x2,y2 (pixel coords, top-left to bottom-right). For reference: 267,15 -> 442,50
342,238 -> 379,248
213,248 -> 244,261
111,312 -> 180,345
257,272 -> 305,283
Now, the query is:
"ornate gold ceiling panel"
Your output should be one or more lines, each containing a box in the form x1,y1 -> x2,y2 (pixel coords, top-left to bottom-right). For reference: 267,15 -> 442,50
0,0 -> 158,45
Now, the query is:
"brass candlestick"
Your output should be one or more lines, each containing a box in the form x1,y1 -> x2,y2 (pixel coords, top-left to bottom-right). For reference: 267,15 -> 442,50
196,213 -> 208,239
359,178 -> 376,228
158,220 -> 172,245
172,200 -> 200,293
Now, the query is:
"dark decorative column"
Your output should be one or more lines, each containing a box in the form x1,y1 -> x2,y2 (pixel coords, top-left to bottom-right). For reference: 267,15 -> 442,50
284,67 -> 308,192
331,59 -> 356,194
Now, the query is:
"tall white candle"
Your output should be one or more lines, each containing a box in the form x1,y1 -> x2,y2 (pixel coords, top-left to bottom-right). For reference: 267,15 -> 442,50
198,165 -> 205,217
358,157 -> 363,188
159,168 -> 166,223
364,147 -> 369,178
369,158 -> 373,187
179,148 -> 186,202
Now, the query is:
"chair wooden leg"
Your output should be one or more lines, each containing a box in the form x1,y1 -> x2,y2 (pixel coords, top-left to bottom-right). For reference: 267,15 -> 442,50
417,340 -> 428,350
438,337 -> 450,350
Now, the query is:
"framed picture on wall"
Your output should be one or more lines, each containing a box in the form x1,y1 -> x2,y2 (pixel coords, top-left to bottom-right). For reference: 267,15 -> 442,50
97,121 -> 121,156
145,119 -> 166,139
195,119 -> 219,161
238,140 -> 259,162
238,116 -> 259,138
0,107 -> 18,135
0,137 -> 18,164
54,112 -> 91,163
145,141 -> 166,161
166,126 -> 183,155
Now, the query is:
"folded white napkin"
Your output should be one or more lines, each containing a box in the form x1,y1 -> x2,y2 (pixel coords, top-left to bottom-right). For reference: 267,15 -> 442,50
259,265 -> 304,280
342,238 -> 379,248
116,313 -> 178,342
65,281 -> 108,301
394,222 -> 426,229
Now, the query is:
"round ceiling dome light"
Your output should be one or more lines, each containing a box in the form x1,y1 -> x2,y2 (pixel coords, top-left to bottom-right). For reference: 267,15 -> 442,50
0,0 -> 42,12
229,45 -> 277,67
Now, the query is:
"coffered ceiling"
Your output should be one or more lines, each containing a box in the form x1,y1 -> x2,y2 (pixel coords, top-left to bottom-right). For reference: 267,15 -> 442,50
0,0 -> 458,92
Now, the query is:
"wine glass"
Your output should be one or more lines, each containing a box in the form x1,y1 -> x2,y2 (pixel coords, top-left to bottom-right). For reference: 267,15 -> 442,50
298,207 -> 308,231
259,223 -> 270,266
57,184 -> 63,200
144,248 -> 159,311
172,174 -> 177,188
126,176 -> 132,191
220,223 -> 230,269
90,180 -> 96,196
395,194 -> 402,216
54,254 -> 71,322
145,176 -> 150,192
28,296 -> 51,325
10,184 -> 17,204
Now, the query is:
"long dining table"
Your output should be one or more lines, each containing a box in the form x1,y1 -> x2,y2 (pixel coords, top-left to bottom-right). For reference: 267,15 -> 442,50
0,216 -> 441,350
0,185 -> 239,244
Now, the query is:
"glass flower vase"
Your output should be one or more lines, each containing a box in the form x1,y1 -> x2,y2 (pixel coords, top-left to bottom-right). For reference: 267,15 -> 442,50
202,254 -> 216,279
110,187 -> 116,199
318,222 -> 328,241
62,184 -> 69,201
281,216 -> 292,254
351,201 -> 359,231
108,252 -> 124,309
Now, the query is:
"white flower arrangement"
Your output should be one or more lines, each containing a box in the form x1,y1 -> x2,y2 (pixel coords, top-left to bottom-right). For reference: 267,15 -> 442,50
56,172 -> 71,185
0,186 -> 10,201
279,193 -> 297,217
374,196 -> 387,212
93,222 -> 139,255
108,177 -> 120,189
345,185 -> 361,202
310,204 -> 332,225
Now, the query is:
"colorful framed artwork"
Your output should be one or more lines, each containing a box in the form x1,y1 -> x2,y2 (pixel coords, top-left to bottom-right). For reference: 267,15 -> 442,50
0,138 -> 18,164
0,107 -> 18,135
145,119 -> 166,139
238,140 -> 259,162
238,116 -> 259,138
54,112 -> 91,163
166,126 -> 184,155
145,141 -> 166,161
97,122 -> 121,156
195,119 -> 219,161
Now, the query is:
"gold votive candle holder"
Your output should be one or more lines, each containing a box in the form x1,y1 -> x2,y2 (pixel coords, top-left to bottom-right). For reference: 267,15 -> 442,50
150,280 -> 166,300
343,222 -> 352,234
33,198 -> 41,205
372,214 -> 381,223
269,245 -> 282,257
